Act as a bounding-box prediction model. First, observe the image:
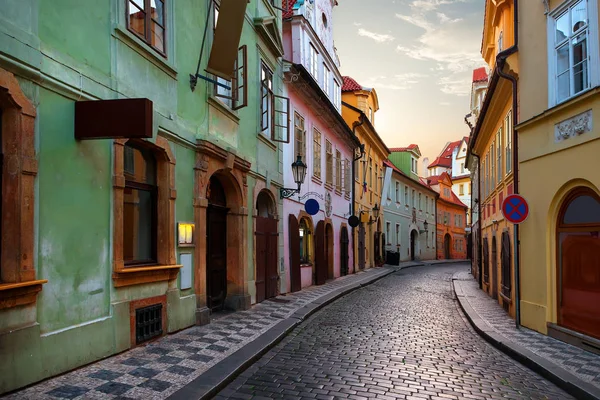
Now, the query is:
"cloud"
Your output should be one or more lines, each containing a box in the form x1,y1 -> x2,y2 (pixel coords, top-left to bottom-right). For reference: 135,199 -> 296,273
362,73 -> 428,91
353,22 -> 362,26
439,101 -> 452,106
357,28 -> 395,43
394,0 -> 485,96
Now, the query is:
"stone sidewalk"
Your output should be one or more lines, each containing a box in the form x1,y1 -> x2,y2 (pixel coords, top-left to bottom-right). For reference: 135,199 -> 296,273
3,264 -> 416,400
453,269 -> 600,400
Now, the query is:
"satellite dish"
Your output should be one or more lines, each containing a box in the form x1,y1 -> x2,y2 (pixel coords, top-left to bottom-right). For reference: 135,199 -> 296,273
305,199 -> 320,216
348,215 -> 359,228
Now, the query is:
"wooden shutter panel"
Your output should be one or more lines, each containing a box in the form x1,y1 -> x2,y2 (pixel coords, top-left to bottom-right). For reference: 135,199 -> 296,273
271,94 -> 290,143
232,45 -> 247,110
261,84 -> 271,132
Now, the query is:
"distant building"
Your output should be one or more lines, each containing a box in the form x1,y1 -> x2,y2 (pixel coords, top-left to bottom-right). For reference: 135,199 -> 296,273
388,144 -> 421,181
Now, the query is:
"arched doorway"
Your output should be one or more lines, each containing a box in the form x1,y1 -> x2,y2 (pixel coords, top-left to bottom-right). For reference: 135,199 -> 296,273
358,223 -> 366,270
410,230 -> 418,261
288,215 -> 301,293
491,235 -> 498,300
326,223 -> 334,279
556,187 -> 600,340
207,176 -> 228,311
315,221 -> 327,285
444,234 -> 451,259
340,227 -> 349,276
255,191 -> 278,303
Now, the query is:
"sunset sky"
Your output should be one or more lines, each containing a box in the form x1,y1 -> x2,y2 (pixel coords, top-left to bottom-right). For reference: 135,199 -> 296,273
333,0 -> 486,162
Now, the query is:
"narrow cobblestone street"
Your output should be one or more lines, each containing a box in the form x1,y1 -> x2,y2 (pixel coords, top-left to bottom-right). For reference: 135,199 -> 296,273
216,264 -> 572,400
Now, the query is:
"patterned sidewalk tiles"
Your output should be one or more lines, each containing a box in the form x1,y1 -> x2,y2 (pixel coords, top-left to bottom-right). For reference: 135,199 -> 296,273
3,266 -> 395,400
453,270 -> 600,396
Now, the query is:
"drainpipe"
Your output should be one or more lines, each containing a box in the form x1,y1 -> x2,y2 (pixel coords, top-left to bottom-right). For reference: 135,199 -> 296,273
472,153 -> 483,289
495,0 -> 520,329
351,115 -> 366,273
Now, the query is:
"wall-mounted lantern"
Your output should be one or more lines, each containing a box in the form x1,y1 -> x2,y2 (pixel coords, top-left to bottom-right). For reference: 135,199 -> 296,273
178,222 -> 195,246
368,204 -> 380,225
280,155 -> 307,199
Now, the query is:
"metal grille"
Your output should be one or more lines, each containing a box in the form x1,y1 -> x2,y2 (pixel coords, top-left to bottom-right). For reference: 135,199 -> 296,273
135,304 -> 163,344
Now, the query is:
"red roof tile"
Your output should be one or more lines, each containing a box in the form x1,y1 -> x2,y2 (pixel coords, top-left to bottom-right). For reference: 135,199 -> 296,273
426,175 -> 441,186
428,156 -> 451,169
472,67 -> 488,83
389,144 -> 418,152
440,140 -> 461,158
283,0 -> 298,19
342,76 -> 363,92
449,191 -> 468,208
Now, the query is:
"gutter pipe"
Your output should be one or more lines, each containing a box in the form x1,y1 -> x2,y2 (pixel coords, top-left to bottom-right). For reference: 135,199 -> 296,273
351,115 -> 366,274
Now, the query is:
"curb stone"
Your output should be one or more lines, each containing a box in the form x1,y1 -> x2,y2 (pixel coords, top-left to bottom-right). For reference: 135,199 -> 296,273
452,272 -> 600,400
168,267 -> 396,400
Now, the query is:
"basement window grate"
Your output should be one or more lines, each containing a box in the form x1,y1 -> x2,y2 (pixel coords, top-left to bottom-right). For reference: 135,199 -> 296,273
136,304 -> 163,344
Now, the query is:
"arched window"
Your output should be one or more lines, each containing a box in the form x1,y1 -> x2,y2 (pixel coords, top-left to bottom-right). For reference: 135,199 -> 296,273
556,187 -> 600,340
299,218 -> 313,265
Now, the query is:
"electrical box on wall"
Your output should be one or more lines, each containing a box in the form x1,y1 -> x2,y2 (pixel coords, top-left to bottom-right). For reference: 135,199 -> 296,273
180,253 -> 192,290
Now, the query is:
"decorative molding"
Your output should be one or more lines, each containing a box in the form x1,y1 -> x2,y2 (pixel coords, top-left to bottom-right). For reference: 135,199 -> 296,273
542,0 -> 550,14
554,109 -> 593,143
325,192 -> 332,217
298,191 -> 324,201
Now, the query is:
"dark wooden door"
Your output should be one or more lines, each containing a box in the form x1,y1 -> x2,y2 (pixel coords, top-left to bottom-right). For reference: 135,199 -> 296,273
315,221 -> 327,285
491,236 -> 498,300
358,224 -> 366,270
340,227 -> 349,276
410,231 -> 417,261
289,215 -> 301,292
266,218 -> 279,299
483,237 -> 489,283
255,217 -> 267,303
374,232 -> 380,263
207,206 -> 228,311
444,234 -> 451,259
501,232 -> 511,297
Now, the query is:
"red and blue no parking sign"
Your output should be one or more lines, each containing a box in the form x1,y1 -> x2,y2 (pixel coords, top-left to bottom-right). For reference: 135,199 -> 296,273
502,194 -> 529,224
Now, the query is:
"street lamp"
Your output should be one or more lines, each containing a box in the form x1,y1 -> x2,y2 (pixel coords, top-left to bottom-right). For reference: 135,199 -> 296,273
280,154 -> 308,199
423,220 -> 428,232
372,204 -> 380,221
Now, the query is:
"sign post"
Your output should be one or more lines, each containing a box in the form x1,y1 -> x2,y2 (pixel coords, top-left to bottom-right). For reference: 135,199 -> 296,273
502,194 -> 529,224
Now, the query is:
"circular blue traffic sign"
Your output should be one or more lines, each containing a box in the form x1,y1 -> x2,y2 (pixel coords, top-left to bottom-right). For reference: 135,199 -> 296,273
502,194 -> 529,224
305,199 -> 320,215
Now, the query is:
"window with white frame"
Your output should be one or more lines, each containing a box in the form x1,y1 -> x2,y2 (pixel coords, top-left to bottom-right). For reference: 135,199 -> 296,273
335,149 -> 342,191
550,0 -> 596,105
411,157 -> 417,174
261,62 -> 274,136
418,193 -> 422,210
323,64 -> 330,97
309,43 -> 318,78
461,163 -> 465,174
505,111 -> 512,174
395,182 -> 400,203
404,185 -> 409,204
496,128 -> 502,183
411,189 -> 416,208
294,112 -> 306,160
491,143 -> 496,190
326,140 -> 333,185
425,195 -> 429,213
333,80 -> 340,109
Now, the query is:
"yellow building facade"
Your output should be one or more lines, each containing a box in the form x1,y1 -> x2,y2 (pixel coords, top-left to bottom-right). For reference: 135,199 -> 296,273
518,0 -> 600,346
341,76 -> 390,271
468,0 -> 518,317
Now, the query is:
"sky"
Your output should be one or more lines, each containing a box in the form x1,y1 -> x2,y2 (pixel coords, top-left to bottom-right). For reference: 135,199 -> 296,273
332,0 -> 486,162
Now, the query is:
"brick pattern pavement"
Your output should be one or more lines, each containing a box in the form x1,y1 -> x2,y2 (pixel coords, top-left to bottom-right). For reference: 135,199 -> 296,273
217,264 -> 572,400
454,270 -> 600,389
2,267 -> 392,400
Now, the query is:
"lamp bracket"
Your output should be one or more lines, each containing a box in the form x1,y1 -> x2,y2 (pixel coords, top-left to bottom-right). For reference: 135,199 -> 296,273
280,188 -> 300,199
298,192 -> 324,201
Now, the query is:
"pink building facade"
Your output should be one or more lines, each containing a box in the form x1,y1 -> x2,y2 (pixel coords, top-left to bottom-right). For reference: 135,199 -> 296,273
281,0 -> 359,293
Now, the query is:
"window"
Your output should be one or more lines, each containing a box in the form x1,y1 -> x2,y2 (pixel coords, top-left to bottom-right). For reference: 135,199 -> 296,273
368,107 -> 373,122
396,224 -> 400,246
369,158 -> 373,189
127,0 -> 166,54
375,168 -> 378,193
459,184 -> 464,195
491,143 -> 496,190
395,182 -> 400,203
505,111 -> 512,174
412,189 -> 416,208
313,128 -> 321,179
309,43 -> 318,78
335,149 -> 342,191
404,185 -> 409,204
498,30 -> 503,53
261,62 -> 274,136
344,159 -> 351,194
496,128 -> 502,183
299,218 -> 312,264
123,142 -> 158,265
326,140 -> 333,186
386,222 -> 391,245
418,193 -> 422,210
411,157 -> 417,174
294,112 -> 306,159
323,64 -> 330,97
333,80 -> 340,109
550,0 -> 594,104
461,163 -> 465,174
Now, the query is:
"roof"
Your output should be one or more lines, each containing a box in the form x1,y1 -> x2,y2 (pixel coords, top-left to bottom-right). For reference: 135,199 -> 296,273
283,0 -> 297,19
428,156 -> 452,169
425,175 -> 441,186
389,144 -> 419,152
384,160 -> 438,196
472,67 -> 488,83
342,76 -> 364,92
440,140 -> 462,158
449,191 -> 469,209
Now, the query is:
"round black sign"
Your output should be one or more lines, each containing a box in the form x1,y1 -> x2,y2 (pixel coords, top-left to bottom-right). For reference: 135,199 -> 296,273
348,215 -> 359,228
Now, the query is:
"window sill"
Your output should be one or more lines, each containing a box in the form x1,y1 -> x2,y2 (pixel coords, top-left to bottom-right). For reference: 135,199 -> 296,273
113,25 -> 177,79
324,183 -> 334,191
113,265 -> 182,288
312,176 -> 322,185
257,132 -> 277,151
0,279 -> 48,310
335,189 -> 342,196
208,96 -> 240,124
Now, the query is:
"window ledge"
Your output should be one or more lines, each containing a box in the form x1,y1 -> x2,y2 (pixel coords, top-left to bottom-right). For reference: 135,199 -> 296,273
312,176 -> 323,185
113,265 -> 182,288
208,96 -> 240,124
335,189 -> 342,196
257,132 -> 277,151
324,183 -> 334,191
113,25 -> 177,79
0,279 -> 48,310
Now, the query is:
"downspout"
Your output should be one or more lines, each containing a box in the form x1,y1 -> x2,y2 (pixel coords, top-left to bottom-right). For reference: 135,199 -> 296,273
473,153 -> 483,289
495,0 -> 520,328
351,115 -> 366,273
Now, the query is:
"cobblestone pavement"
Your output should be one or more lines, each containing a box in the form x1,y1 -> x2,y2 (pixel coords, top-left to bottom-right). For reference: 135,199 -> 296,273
3,267 -> 392,400
217,264 -> 573,400
454,270 -> 600,389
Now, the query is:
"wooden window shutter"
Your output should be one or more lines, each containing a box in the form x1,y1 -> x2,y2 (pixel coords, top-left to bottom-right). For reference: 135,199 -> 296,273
271,94 -> 290,143
261,83 -> 271,132
232,45 -> 247,110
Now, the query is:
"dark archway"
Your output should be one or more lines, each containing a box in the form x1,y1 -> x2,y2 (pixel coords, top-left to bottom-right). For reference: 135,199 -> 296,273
288,214 -> 301,293
206,176 -> 228,311
340,226 -> 349,276
444,234 -> 451,259
255,191 -> 278,303
326,223 -> 334,279
315,221 -> 327,285
491,235 -> 498,300
556,187 -> 600,340
410,230 -> 418,261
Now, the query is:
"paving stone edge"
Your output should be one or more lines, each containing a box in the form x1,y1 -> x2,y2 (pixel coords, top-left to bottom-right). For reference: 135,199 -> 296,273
452,273 -> 600,400
167,267 -> 397,400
